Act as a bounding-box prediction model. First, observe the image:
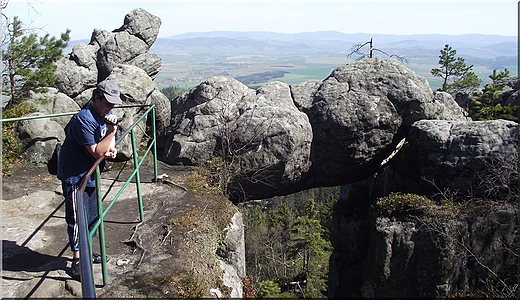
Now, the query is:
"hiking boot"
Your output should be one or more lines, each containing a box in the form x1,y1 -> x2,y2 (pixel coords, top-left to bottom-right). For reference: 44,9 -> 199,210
71,259 -> 80,279
92,253 -> 109,264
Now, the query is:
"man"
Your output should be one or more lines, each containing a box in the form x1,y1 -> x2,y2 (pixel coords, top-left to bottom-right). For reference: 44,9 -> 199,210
57,79 -> 122,279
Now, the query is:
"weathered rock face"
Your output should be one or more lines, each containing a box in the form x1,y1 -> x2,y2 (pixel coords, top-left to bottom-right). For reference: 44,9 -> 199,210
46,8 -> 169,160
28,88 -> 81,128
218,212 -> 246,298
359,208 -> 518,298
328,119 -> 519,298
163,77 -> 313,200
15,113 -> 66,165
15,89 -> 79,165
303,59 -> 469,187
330,186 -> 518,298
165,59 -> 469,201
401,119 -> 519,197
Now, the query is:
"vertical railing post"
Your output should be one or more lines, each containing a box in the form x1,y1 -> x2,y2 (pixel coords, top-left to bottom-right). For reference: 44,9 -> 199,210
95,165 -> 109,285
74,188 -> 96,298
130,129 -> 144,222
151,106 -> 158,181
369,38 -> 373,58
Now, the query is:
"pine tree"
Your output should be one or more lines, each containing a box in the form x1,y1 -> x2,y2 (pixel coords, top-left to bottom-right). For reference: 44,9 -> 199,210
431,44 -> 481,94
2,16 -> 70,108
469,68 -> 518,121
289,197 -> 330,298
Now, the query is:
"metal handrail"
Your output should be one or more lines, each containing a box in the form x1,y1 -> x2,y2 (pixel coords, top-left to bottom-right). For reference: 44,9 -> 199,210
1,111 -> 79,122
75,104 -> 158,298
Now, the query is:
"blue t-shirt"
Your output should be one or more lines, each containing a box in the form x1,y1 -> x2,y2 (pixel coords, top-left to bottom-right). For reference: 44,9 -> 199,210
57,103 -> 109,187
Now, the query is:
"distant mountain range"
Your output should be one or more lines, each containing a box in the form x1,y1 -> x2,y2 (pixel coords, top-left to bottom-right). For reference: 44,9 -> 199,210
154,31 -> 517,58
69,30 -> 517,57
165,31 -> 516,45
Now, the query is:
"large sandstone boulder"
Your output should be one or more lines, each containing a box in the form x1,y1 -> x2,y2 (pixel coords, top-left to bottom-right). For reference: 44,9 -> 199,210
54,45 -> 98,98
115,7 -> 161,48
51,8 -> 168,161
104,64 -> 169,160
97,8 -> 161,80
164,59 -> 469,201
29,88 -> 81,127
15,113 -> 66,165
55,8 -> 163,102
304,58 -> 470,188
394,119 -> 519,198
97,31 -> 150,81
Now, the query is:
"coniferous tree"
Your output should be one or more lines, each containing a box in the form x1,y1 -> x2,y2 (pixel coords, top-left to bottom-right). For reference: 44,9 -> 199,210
431,44 -> 481,94
241,187 -> 338,298
469,68 -> 518,121
289,197 -> 330,298
2,16 -> 70,108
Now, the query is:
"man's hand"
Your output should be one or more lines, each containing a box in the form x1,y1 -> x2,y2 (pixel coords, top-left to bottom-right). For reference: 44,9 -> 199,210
105,115 -> 118,133
105,146 -> 117,159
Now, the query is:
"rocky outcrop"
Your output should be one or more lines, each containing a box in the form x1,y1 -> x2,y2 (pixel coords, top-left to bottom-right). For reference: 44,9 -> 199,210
20,8 -> 170,161
359,208 -> 517,298
399,119 -> 518,197
15,9 -> 246,298
328,119 -> 519,298
217,212 -> 246,298
330,185 -> 518,298
304,60 -> 469,188
13,7 -> 518,298
163,77 -> 313,200
16,113 -> 65,165
165,59 -> 469,201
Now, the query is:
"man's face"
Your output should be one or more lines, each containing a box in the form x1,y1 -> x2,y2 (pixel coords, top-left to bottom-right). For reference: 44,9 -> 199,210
92,94 -> 115,116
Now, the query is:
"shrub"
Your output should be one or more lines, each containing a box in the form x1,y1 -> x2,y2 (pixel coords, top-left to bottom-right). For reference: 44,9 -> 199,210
257,280 -> 281,298
177,271 -> 205,298
2,101 -> 37,175
186,157 -> 225,196
376,192 -> 435,217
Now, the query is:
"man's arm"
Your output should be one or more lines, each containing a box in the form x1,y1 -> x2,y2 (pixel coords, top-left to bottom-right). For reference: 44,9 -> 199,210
84,123 -> 117,158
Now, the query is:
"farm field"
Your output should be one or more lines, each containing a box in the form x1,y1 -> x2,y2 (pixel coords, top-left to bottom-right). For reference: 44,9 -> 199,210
146,32 -> 518,91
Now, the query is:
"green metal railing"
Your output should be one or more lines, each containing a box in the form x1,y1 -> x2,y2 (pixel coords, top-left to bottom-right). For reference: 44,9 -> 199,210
2,104 -> 158,298
77,104 -> 158,298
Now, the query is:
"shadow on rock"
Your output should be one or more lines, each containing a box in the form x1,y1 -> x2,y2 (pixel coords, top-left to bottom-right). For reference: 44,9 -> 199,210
2,240 -> 68,272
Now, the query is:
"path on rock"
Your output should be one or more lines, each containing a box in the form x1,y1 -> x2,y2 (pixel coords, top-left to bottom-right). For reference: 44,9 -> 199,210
2,161 -> 196,298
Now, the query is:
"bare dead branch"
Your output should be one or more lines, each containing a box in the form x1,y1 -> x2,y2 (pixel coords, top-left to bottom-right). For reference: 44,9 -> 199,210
347,38 -> 408,63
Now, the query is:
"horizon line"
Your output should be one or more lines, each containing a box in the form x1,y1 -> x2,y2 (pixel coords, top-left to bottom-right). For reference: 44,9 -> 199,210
69,30 -> 518,42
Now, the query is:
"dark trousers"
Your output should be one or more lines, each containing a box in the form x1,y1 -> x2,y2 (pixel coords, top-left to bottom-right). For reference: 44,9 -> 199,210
62,182 -> 98,252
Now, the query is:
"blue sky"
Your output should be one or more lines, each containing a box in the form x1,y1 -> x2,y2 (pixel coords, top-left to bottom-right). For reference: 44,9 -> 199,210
4,1 -> 518,41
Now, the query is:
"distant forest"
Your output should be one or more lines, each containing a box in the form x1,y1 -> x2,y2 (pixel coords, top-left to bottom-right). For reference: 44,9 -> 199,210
235,71 -> 289,85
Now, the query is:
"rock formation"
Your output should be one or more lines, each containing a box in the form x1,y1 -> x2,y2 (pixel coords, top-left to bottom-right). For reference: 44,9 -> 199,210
14,8 -> 245,297
165,59 -> 470,201
50,8 -> 170,160
163,77 -> 313,200
328,119 -> 518,297
12,6 -> 519,298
